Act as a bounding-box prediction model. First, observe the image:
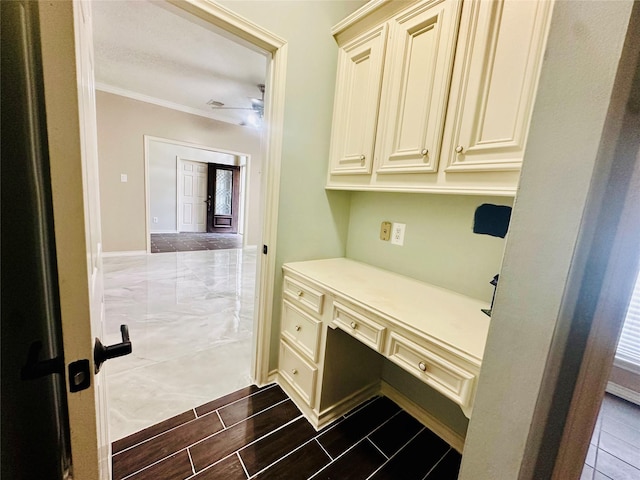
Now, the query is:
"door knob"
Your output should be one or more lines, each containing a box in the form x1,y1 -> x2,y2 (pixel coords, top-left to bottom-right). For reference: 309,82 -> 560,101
94,324 -> 132,374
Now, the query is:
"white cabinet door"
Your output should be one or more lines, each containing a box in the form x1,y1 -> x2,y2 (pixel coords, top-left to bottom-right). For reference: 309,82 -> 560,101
328,24 -> 387,175
441,0 -> 553,175
376,0 -> 461,175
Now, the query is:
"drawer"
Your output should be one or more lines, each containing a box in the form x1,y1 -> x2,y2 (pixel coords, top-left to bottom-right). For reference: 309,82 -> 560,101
281,300 -> 321,362
283,276 -> 324,316
387,332 -> 475,408
279,340 -> 317,406
332,301 -> 386,352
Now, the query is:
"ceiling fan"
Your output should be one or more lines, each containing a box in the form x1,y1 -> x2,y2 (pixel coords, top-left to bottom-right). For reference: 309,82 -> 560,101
207,84 -> 265,125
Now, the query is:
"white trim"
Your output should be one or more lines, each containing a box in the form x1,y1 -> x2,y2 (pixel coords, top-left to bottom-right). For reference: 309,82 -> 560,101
102,251 -> 148,258
144,134 -> 251,158
149,230 -> 179,234
164,0 -> 287,386
380,382 -> 466,453
330,0 -> 390,36
614,356 -> 640,376
95,82 -> 255,127
606,382 -> 640,406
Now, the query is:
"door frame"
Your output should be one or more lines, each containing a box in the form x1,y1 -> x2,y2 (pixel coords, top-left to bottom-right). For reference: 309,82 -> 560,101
151,0 -> 287,385
145,137 -> 252,241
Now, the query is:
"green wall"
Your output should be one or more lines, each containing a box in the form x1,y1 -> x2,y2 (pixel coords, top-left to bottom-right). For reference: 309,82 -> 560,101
218,1 -> 365,369
346,192 -> 512,302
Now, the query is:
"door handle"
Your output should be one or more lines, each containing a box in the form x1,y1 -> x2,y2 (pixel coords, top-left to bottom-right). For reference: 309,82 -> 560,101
21,340 -> 64,380
205,195 -> 212,212
94,324 -> 132,374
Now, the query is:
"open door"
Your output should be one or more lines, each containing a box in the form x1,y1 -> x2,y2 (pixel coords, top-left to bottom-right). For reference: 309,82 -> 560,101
207,163 -> 241,233
37,2 -> 131,478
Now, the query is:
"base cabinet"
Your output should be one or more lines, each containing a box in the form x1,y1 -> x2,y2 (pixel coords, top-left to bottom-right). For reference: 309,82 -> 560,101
277,258 -> 490,434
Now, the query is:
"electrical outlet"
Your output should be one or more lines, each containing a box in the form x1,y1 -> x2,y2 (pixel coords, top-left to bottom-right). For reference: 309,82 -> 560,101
153,217 -> 158,224
391,223 -> 406,246
380,221 -> 391,241
120,174 -> 128,183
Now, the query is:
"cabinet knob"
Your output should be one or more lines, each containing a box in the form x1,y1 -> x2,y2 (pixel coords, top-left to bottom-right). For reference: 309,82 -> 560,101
418,361 -> 427,372
359,154 -> 366,161
421,148 -> 429,156
294,325 -> 301,332
296,290 -> 303,297
455,146 -> 464,154
291,368 -> 298,375
350,321 -> 357,329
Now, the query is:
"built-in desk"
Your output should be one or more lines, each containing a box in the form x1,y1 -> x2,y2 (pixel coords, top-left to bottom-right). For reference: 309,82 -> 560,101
276,258 -> 491,450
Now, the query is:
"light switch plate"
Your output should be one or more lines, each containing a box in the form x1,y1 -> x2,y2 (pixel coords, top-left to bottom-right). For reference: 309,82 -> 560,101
120,174 -> 128,183
380,221 -> 391,241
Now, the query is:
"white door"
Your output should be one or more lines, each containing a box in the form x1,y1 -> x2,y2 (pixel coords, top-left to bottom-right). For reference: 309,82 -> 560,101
39,2 -> 111,479
179,159 -> 208,232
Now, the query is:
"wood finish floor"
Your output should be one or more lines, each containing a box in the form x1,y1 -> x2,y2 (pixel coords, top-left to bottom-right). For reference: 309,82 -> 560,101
582,393 -> 640,480
112,384 -> 462,480
150,233 -> 243,253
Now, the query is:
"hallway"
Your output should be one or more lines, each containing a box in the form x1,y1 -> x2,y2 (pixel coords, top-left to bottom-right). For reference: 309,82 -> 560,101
102,248 -> 257,441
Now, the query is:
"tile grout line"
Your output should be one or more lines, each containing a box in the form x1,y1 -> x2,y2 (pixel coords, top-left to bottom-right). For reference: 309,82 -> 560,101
215,394 -> 289,431
315,438 -> 333,461
188,415 -> 305,479
187,448 -> 196,476
420,446 -> 451,480
119,448 -> 190,480
364,427 -> 426,480
113,385 -> 276,456
237,452 -> 250,479
366,437 -> 389,460
200,383 -> 277,417
193,407 -> 198,419
308,404 -> 404,480
246,430 -> 328,479
216,410 -> 226,429
187,399 -> 298,466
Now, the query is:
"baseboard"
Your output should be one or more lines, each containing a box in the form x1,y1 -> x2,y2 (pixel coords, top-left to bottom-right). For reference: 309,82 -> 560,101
380,381 -> 466,453
150,230 -> 179,234
315,382 -> 380,430
606,381 -> 640,406
102,250 -> 148,258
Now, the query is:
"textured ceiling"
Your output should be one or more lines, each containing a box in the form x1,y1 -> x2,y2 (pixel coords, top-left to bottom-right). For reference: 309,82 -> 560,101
92,0 -> 268,127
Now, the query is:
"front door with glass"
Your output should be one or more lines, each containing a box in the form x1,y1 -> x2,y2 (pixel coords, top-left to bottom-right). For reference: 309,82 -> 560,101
207,164 -> 240,233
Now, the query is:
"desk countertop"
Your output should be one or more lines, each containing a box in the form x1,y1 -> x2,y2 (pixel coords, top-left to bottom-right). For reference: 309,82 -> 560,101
283,258 -> 491,363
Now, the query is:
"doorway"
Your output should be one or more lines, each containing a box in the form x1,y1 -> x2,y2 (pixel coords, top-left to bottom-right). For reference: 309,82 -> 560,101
91,0 -> 285,445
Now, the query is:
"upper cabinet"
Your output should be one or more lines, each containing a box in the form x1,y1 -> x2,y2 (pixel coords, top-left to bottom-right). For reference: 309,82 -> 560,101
326,0 -> 554,196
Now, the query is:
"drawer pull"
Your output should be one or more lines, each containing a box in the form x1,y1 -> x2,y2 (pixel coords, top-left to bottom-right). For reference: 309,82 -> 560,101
294,325 -> 301,332
350,321 -> 357,329
296,290 -> 304,297
418,361 -> 427,372
291,368 -> 298,375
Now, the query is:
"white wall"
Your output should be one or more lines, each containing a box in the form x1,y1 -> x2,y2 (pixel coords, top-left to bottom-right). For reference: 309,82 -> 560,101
147,140 -> 243,234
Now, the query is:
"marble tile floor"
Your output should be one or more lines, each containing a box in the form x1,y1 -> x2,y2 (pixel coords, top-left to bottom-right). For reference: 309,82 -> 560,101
103,248 -> 257,442
151,233 -> 244,253
581,393 -> 640,480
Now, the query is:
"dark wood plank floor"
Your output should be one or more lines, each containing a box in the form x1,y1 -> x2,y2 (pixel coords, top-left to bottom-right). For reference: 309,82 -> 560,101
582,393 -> 640,480
112,384 -> 462,480
150,233 -> 243,253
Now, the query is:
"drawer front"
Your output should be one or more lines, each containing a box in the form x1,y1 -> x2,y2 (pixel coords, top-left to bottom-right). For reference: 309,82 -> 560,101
283,276 -> 324,316
279,340 -> 317,406
281,301 -> 321,362
388,332 -> 475,408
332,301 -> 386,352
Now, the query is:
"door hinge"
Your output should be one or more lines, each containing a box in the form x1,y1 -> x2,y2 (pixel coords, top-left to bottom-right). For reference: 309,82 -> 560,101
263,245 -> 268,255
